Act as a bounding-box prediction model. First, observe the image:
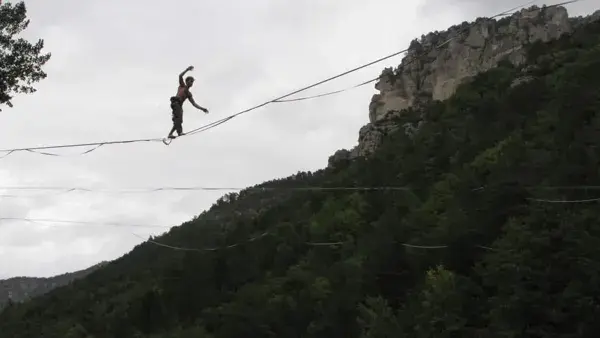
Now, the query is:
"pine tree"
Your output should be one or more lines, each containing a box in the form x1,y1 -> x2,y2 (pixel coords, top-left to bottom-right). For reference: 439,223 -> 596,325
0,1 -> 51,111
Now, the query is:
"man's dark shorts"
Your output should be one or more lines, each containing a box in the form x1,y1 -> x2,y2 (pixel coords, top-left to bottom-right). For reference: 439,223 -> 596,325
170,96 -> 183,133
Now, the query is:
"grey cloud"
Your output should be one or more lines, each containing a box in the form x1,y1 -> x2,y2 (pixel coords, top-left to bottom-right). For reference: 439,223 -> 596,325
0,198 -> 31,220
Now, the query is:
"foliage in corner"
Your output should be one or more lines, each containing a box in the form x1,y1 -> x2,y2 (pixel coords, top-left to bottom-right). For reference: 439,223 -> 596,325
0,1 -> 51,110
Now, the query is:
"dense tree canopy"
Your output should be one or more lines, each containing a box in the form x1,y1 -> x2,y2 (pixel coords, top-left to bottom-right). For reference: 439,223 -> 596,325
0,1 -> 50,110
1,14 -> 600,338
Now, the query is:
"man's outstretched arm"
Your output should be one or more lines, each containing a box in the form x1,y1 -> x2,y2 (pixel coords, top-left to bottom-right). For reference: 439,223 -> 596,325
179,65 -> 193,86
189,96 -> 208,113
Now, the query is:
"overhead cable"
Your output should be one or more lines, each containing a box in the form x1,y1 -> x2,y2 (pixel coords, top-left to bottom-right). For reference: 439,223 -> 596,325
0,47 -> 409,155
178,0 -> 559,135
0,185 -> 413,194
0,217 -> 170,228
268,0 -> 544,104
0,0 -> 574,157
131,230 -> 499,252
3,182 -> 600,197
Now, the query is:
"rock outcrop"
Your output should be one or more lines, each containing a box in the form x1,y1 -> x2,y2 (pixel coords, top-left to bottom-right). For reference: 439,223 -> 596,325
330,4 -> 594,166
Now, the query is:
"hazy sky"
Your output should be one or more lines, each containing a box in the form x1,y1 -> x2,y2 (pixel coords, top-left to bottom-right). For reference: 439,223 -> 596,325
0,0 -> 596,279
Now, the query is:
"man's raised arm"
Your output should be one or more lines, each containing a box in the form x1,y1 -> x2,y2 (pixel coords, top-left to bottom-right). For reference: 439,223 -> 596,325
179,65 -> 194,86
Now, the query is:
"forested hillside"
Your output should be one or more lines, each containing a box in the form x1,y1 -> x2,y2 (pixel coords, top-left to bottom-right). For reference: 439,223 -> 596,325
1,13 -> 600,338
0,262 -> 107,310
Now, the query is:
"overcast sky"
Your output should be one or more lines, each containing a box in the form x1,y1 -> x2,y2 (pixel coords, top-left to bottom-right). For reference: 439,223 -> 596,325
0,0 -> 596,279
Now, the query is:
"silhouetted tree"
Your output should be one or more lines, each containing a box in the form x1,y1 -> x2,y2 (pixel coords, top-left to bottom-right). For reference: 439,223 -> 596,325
0,1 -> 51,111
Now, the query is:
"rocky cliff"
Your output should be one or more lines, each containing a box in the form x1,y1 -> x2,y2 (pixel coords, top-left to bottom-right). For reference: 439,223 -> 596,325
0,262 -> 107,311
329,5 -> 598,166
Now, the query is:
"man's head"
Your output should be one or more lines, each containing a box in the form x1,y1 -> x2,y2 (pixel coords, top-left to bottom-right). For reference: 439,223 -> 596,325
185,76 -> 195,87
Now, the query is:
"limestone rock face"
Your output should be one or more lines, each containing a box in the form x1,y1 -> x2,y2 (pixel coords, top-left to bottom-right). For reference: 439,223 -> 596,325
327,5 -> 584,168
369,5 -> 571,124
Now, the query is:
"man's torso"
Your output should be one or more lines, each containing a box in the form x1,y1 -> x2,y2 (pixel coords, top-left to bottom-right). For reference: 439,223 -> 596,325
175,85 -> 191,103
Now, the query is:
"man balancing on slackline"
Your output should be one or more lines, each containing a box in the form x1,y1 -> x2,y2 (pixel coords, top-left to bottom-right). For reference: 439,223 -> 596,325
163,65 -> 209,144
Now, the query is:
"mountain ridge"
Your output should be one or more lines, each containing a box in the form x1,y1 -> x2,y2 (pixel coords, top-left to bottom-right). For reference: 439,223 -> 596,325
0,261 -> 107,310
1,3 -> 600,337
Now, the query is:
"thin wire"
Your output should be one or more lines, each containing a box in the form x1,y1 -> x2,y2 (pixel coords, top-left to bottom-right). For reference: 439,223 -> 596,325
0,0 -> 568,157
0,214 -> 561,253
5,197 -> 594,251
4,183 -> 600,197
132,0 -> 584,138
3,197 -> 587,254
3,190 -> 599,203
305,241 -> 345,246
131,231 -> 271,252
182,47 -> 413,136
23,144 -> 105,157
184,1 -> 539,136
0,185 -> 413,194
526,197 -> 600,203
0,48 -> 410,155
0,217 -> 170,228
0,138 -> 161,156
0,150 -> 14,159
133,230 -> 496,252
0,185 -> 414,200
2,0 -> 590,252
402,243 -> 448,249
269,0 -> 543,104
272,77 -> 379,103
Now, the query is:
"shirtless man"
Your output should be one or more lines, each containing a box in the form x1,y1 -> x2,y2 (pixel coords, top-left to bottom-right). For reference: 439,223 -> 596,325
166,65 -> 208,140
